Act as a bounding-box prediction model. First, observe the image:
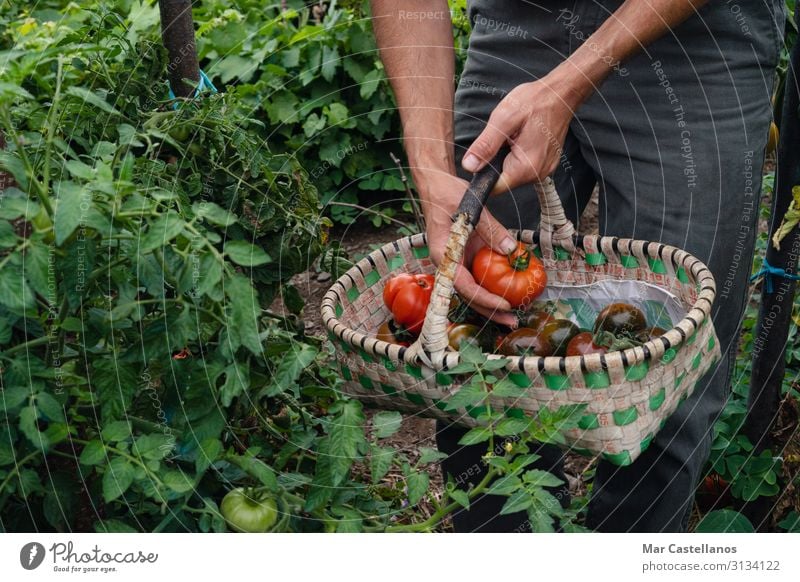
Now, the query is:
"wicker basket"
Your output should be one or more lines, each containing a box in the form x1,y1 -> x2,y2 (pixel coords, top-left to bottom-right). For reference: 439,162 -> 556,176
321,159 -> 721,466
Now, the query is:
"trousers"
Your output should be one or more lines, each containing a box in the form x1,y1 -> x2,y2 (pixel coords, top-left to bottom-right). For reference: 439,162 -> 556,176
437,0 -> 784,532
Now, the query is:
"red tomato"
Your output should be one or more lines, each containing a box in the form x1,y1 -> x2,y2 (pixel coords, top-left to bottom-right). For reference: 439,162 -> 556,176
565,332 -> 607,357
382,273 -> 434,335
470,242 -> 547,308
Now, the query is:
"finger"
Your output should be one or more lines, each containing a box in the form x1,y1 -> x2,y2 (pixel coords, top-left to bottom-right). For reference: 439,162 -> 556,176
470,303 -> 519,328
462,105 -> 519,173
489,147 -> 543,196
453,264 -> 513,313
474,211 -> 517,255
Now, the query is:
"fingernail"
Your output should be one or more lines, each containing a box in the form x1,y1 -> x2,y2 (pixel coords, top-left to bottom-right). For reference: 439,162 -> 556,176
499,237 -> 517,254
463,153 -> 480,172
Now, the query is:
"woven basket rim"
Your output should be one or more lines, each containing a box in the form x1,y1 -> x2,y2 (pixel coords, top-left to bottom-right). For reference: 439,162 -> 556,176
321,230 -> 717,375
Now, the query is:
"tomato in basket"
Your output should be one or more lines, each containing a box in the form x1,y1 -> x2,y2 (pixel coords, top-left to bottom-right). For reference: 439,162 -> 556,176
382,273 -> 434,335
376,319 -> 413,347
593,302 -> 647,337
470,242 -> 547,308
565,331 -> 607,356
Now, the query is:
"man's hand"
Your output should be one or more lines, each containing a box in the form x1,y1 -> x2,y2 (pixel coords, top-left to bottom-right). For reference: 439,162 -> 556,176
462,80 -> 574,195
416,169 -> 519,327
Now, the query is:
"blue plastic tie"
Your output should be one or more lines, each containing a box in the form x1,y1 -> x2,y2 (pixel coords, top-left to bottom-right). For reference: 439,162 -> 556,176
168,69 -> 218,109
750,258 -> 800,293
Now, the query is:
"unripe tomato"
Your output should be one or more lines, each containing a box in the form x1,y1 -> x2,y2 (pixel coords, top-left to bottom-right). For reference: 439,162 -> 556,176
594,303 -> 647,337
470,242 -> 547,308
221,488 -> 278,533
382,273 -> 434,335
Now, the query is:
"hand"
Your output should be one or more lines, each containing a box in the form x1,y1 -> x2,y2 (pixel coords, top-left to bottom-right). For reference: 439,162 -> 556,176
461,78 -> 575,194
415,169 -> 519,328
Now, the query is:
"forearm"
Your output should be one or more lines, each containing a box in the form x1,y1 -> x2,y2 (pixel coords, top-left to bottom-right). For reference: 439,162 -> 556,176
371,0 -> 456,177
550,0 -> 709,110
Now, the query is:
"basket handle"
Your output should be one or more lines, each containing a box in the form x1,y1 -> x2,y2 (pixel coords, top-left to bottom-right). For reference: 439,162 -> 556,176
411,149 -> 577,368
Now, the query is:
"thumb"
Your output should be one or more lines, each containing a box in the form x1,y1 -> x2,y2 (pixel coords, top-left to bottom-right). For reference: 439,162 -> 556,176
490,148 -> 541,196
474,210 -> 517,256
462,108 -> 518,173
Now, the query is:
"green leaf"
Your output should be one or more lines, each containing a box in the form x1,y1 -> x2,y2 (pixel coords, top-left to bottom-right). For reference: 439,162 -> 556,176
486,475 -> 523,496
79,440 -> 107,465
457,426 -> 493,446
360,68 -> 383,99
370,445 -> 394,484
219,360 -> 249,407
225,274 -> 263,355
195,438 -> 223,473
102,457 -> 134,502
227,454 -> 278,491
500,490 -> 533,515
35,393 -> 65,423
65,86 -> 122,116
490,378 -> 528,398
162,469 -> 194,494
778,511 -> 800,533
94,519 -> 137,533
53,181 -> 87,245
133,433 -> 174,461
0,266 -> 35,312
448,486 -> 470,510
418,447 -> 448,465
224,240 -> 271,267
1,385 -> 31,409
695,510 -> 754,533
444,382 -> 486,411
193,202 -> 237,226
372,411 -> 402,439
406,472 -> 429,506
523,469 -> 564,488
261,343 -> 318,397
139,211 -> 185,252
101,421 -> 132,443
494,417 -> 533,437
315,400 -> 365,488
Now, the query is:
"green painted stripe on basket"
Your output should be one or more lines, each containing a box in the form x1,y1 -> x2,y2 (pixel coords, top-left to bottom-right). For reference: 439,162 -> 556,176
505,407 -> 526,419
584,370 -> 610,388
435,372 -> 453,385
327,331 -> 337,342
346,286 -> 360,302
388,255 -> 404,271
661,347 -> 678,364
691,352 -> 703,370
406,392 -> 425,406
676,267 -> 689,283
509,372 -> 532,387
553,247 -> 571,260
578,414 -> 600,430
335,304 -> 343,318
708,335 -> 715,351
364,270 -> 381,287
543,373 -> 570,391
412,246 -> 430,259
613,406 -> 638,426
640,434 -> 654,453
466,405 -> 487,419
624,361 -> 649,381
572,448 -> 593,457
603,450 -> 633,466
380,383 -> 397,396
649,387 -> 666,411
341,365 -> 352,381
405,364 -> 423,379
532,246 -> 543,259
382,357 -> 397,372
648,257 -> 667,274
338,338 -> 351,353
359,349 -> 374,363
687,330 -> 697,345
659,418 -> 667,430
359,375 -> 374,390
433,399 -> 448,411
585,252 -> 607,266
619,255 -> 639,268
674,371 -> 686,389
